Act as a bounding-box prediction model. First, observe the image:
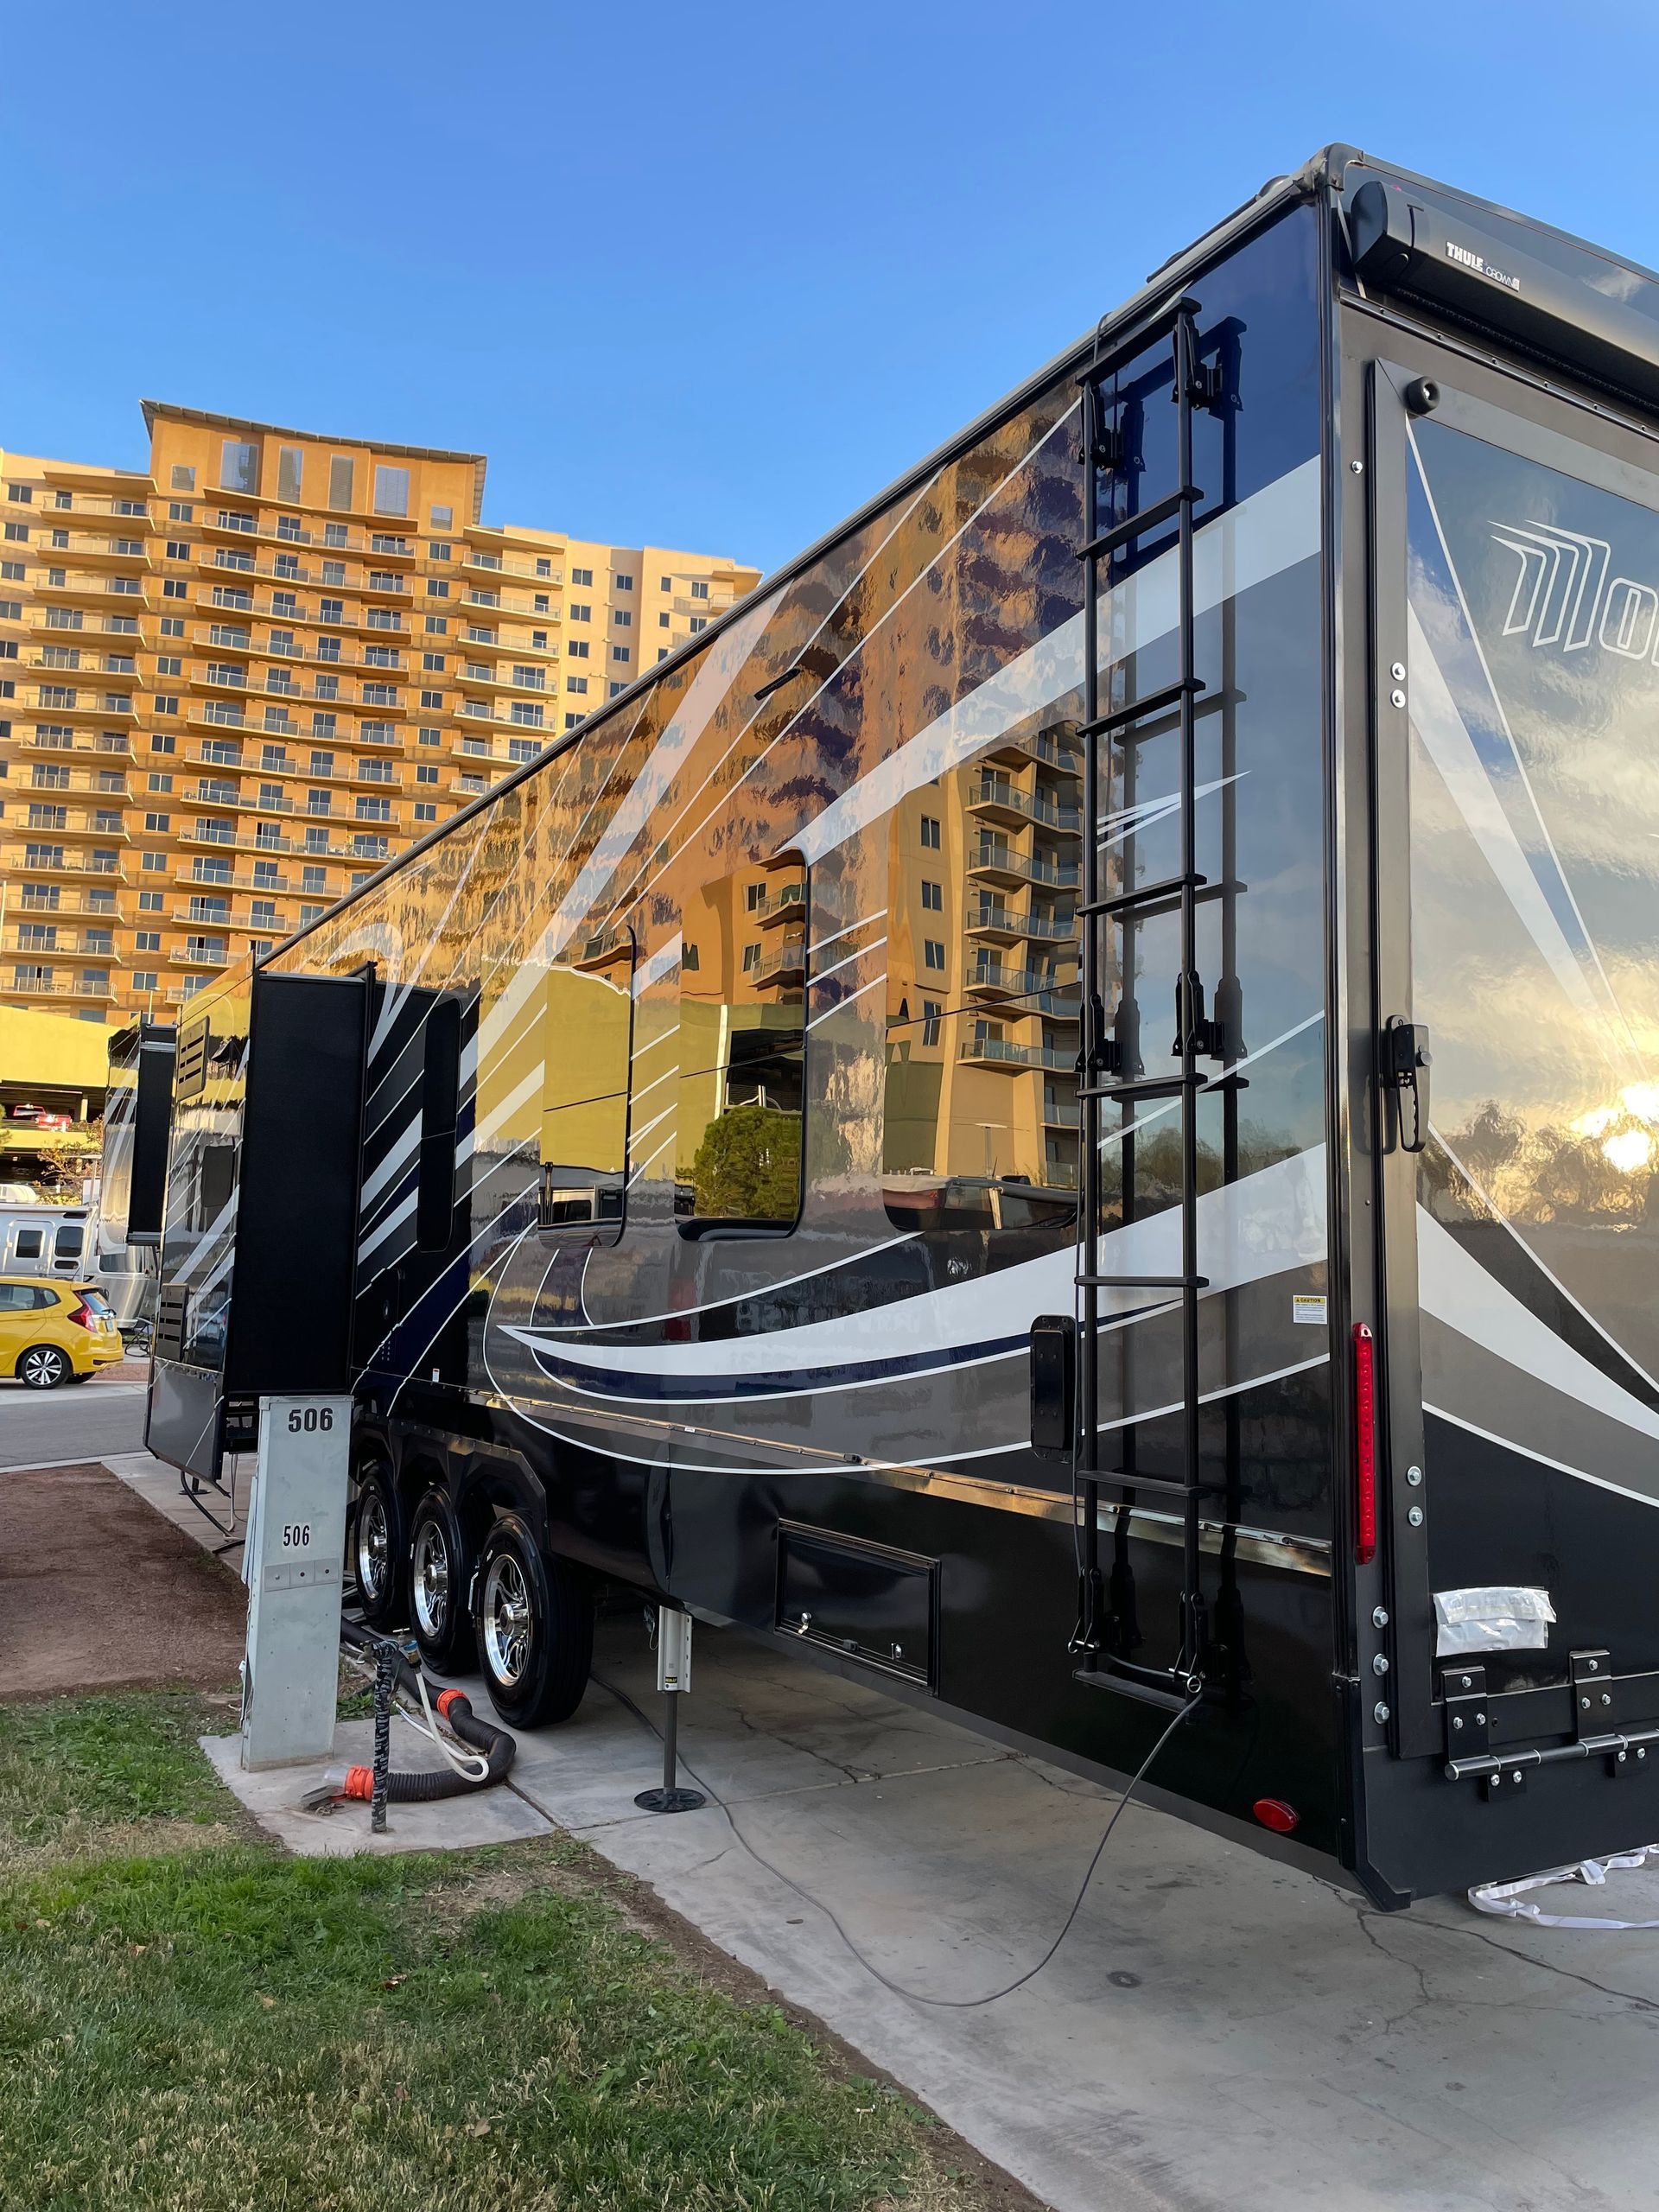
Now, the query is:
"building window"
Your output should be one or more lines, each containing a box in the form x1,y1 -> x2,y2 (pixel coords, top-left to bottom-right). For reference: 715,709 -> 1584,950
276,447 -> 303,503
566,676 -> 588,695
611,645 -> 631,664
921,880 -> 943,911
922,941 -> 946,970
920,814 -> 941,849
564,712 -> 582,729
418,727 -> 441,745
143,811 -> 170,832
416,762 -> 439,784
428,540 -> 451,561
659,575 -> 671,591
5,483 -> 31,503
161,615 -> 185,637
568,639 -> 589,659
131,970 -> 158,992
420,689 -> 444,709
168,502 -> 194,523
422,652 -> 445,671
355,794 -> 391,821
426,579 -> 449,598
134,930 -> 162,953
689,617 -> 708,633
414,802 -> 438,823
613,609 -> 632,628
571,567 -> 593,588
429,505 -> 452,529
156,655 -> 183,678
658,648 -> 669,663
3,524 -> 28,543
372,464 -> 410,517
219,439 -> 259,493
170,465 -> 195,493
615,574 -> 633,591
658,612 -> 671,628
691,580 -> 709,601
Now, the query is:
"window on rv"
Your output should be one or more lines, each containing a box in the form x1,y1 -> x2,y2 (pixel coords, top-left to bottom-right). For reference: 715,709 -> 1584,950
14,1229 -> 45,1261
675,864 -> 806,1236
414,997 -> 462,1252
538,928 -> 633,1233
882,767 -> 1079,1235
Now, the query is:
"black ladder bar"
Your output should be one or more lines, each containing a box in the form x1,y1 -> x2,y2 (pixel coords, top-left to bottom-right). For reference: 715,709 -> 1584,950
1071,301 -> 1214,1707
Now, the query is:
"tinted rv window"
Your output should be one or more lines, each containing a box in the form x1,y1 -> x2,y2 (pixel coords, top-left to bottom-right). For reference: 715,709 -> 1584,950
54,1224 -> 84,1258
539,927 -> 633,1230
415,996 -> 462,1252
677,865 -> 805,1233
883,762 -> 1080,1232
14,1229 -> 44,1260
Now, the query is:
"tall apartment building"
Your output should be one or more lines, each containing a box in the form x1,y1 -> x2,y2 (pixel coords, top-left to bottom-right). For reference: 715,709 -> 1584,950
0,404 -> 760,1021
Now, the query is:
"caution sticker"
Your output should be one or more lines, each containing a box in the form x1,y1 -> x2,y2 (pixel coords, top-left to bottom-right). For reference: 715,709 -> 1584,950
1292,1294 -> 1328,1326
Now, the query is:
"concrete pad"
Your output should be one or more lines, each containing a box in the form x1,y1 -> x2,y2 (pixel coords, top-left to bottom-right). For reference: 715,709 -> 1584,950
488,1617 -> 1659,2212
200,1719 -> 555,1858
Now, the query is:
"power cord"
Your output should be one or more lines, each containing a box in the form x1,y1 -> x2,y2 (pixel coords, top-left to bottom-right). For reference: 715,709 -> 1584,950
594,1669 -> 1200,2009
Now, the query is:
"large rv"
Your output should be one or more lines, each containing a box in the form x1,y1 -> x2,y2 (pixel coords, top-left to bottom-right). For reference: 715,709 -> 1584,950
92,1021 -> 175,1333
146,148 -> 1659,1906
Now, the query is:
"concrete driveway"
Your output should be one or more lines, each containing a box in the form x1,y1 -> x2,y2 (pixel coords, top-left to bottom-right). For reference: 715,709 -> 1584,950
102,1443 -> 1659,2212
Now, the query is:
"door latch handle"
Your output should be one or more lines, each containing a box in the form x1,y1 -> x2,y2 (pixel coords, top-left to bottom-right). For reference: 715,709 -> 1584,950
1382,1017 -> 1431,1153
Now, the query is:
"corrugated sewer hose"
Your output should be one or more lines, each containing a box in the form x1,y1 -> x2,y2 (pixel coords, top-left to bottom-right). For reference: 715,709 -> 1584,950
302,1616 -> 516,1812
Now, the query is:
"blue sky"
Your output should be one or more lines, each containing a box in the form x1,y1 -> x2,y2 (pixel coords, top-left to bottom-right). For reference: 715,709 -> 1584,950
5,1 -> 1657,574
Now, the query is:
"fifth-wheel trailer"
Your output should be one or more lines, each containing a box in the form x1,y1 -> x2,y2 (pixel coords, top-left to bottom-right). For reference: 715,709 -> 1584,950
144,146 -> 1659,1906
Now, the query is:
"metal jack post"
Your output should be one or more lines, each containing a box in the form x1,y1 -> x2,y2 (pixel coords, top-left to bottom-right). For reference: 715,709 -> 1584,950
634,1607 -> 706,1815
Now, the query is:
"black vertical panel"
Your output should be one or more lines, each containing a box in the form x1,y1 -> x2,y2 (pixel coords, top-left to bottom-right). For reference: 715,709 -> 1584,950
224,971 -> 367,1395
416,996 -> 461,1253
128,1027 -> 177,1243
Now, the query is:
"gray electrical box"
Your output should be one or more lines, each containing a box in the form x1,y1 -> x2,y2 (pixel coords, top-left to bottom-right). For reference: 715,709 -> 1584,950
240,1394 -> 350,1770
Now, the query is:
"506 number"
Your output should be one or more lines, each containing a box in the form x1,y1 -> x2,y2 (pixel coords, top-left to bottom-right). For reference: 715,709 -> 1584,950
285,1407 -> 335,1433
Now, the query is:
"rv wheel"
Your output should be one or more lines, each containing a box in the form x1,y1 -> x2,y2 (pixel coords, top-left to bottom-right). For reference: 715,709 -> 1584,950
352,1464 -> 406,1629
473,1514 -> 593,1729
407,1488 -> 478,1675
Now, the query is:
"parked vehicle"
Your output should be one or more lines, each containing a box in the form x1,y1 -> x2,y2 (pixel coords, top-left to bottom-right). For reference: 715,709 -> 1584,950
0,1207 -> 94,1282
0,1276 -> 124,1388
143,147 -> 1659,1908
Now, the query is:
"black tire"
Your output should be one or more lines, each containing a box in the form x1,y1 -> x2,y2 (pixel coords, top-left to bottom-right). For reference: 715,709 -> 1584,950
17,1344 -> 71,1390
472,1513 -> 592,1728
407,1487 -> 478,1675
352,1462 -> 406,1629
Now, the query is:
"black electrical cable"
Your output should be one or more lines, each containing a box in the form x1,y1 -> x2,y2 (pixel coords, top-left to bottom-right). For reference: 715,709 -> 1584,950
594,1668 -> 1200,2009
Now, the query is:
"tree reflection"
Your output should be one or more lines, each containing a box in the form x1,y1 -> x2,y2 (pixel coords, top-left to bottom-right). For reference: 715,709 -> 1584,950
1428,1099 -> 1659,1227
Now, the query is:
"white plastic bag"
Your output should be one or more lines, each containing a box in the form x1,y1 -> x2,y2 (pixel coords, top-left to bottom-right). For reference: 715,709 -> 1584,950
1469,1845 -> 1659,1929
1433,1585 -> 1555,1656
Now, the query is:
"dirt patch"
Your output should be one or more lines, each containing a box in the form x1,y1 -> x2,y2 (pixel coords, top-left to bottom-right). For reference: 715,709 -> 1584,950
0,1460 -> 247,1699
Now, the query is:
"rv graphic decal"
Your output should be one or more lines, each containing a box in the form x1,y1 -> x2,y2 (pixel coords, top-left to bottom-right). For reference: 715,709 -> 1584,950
1492,516 -> 1659,665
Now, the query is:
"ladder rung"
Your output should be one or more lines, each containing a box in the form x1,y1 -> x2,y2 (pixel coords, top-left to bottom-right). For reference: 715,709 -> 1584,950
1078,1471 -> 1211,1503
1077,1273 -> 1208,1291
1078,1071 -> 1201,1102
1078,295 -> 1197,390
1081,872 -> 1206,920
1079,486 -> 1198,563
1078,677 -> 1205,741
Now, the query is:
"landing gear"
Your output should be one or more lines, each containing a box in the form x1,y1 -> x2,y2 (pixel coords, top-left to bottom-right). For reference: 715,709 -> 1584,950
473,1513 -> 592,1729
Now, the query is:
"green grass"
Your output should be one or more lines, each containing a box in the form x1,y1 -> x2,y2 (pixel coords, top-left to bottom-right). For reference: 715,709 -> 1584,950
0,1689 -> 968,2212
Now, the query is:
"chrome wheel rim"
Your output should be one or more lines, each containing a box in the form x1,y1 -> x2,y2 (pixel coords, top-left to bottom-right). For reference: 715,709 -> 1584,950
356,1490 -> 391,1601
20,1349 -> 62,1388
483,1553 -> 531,1687
411,1516 -> 450,1640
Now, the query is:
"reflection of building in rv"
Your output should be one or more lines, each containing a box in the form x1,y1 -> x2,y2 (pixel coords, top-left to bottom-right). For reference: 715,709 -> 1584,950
144,149 -> 1659,1910
93,1021 -> 175,1332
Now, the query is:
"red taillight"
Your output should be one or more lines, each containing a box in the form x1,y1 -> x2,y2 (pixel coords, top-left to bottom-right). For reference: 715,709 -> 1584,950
1252,1798 -> 1300,1834
1353,1320 -> 1377,1565
66,1299 -> 92,1331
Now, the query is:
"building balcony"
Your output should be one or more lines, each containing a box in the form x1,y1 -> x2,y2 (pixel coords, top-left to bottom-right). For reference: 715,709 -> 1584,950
23,691 -> 137,725
169,943 -> 232,970
957,1035 -> 1077,1072
29,577 -> 148,614
16,768 -> 130,799
967,957 -> 1073,1002
750,882 -> 806,930
750,939 -> 806,988
14,809 -> 130,842
12,888 -> 120,922
174,862 -> 308,894
3,925 -> 119,959
47,539 -> 152,573
19,652 -> 142,690
983,723 -> 1084,775
38,464 -> 155,500
1,847 -> 127,879
966,772 -> 1082,835
3,969 -> 114,1002
967,839 -> 1080,892
35,486 -> 153,520
1042,1095 -> 1083,1128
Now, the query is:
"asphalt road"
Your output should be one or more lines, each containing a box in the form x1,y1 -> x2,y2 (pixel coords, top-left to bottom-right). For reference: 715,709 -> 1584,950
0,1377 -> 149,1472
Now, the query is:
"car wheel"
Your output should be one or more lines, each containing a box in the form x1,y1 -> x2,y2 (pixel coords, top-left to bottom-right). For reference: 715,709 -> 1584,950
18,1345 -> 72,1390
473,1513 -> 593,1728
352,1463 -> 406,1629
407,1488 -> 477,1675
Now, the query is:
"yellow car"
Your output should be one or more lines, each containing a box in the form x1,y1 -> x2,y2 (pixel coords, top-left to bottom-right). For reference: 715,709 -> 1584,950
0,1276 -> 125,1389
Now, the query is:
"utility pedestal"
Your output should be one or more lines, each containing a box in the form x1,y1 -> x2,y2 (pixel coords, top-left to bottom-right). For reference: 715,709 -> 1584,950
240,1394 -> 350,1770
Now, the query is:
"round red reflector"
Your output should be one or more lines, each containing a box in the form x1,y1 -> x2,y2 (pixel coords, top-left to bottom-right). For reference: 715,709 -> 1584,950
1252,1797 -> 1299,1834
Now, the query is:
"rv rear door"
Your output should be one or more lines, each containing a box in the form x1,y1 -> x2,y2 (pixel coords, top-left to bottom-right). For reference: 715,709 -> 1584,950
1356,330 -> 1659,1894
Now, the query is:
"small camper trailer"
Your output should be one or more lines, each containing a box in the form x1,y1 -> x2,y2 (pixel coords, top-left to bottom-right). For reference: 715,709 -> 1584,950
144,148 -> 1659,1906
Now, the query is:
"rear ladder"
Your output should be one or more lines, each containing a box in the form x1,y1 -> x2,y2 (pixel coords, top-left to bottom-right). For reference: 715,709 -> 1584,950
1071,297 -> 1230,1713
